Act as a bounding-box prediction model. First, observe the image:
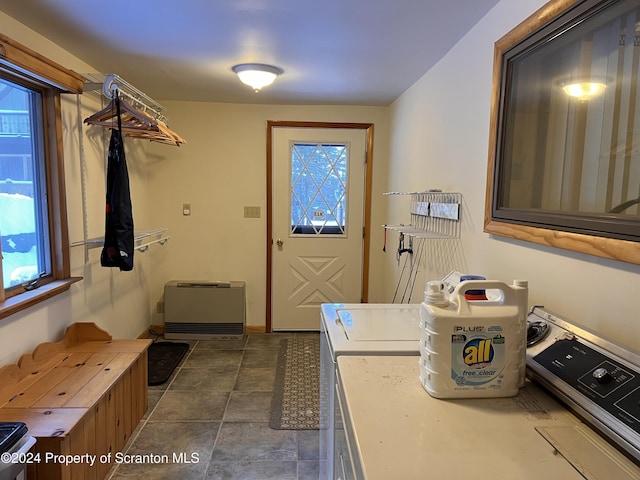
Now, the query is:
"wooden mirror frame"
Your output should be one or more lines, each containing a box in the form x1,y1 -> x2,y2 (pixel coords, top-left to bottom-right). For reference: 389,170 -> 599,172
484,0 -> 640,265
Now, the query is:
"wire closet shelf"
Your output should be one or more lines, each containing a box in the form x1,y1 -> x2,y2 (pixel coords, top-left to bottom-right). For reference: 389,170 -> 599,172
84,73 -> 168,124
72,73 -> 173,254
71,229 -> 170,253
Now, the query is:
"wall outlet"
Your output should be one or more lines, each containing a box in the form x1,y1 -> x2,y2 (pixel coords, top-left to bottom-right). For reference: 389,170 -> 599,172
244,206 -> 261,218
156,301 -> 164,314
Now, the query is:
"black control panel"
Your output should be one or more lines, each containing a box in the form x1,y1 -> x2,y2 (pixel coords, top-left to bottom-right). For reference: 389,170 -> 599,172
534,338 -> 640,435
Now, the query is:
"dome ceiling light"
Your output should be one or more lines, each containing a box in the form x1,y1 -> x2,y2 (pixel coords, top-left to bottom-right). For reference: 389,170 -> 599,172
232,63 -> 283,92
561,81 -> 606,100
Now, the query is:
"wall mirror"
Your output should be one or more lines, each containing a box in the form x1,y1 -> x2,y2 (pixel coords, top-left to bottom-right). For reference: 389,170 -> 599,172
485,0 -> 640,265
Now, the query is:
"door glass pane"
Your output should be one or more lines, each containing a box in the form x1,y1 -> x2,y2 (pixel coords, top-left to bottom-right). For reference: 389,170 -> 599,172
0,78 -> 50,288
290,142 -> 348,235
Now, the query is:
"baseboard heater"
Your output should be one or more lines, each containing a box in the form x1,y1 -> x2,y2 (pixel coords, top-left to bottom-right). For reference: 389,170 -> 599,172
164,280 -> 245,339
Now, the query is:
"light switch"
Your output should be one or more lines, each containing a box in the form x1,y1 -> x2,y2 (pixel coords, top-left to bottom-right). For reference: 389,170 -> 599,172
183,203 -> 191,216
244,206 -> 261,218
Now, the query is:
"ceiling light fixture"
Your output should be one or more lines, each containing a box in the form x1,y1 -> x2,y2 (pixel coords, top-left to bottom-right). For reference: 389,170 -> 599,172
232,63 -> 283,92
562,82 -> 606,100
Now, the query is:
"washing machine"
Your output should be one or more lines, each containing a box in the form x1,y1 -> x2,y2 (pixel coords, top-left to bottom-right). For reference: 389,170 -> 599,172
320,303 -> 421,479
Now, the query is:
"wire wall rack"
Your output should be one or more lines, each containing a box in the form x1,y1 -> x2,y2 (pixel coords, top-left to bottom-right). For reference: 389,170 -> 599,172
383,190 -> 462,239
83,72 -> 168,124
71,229 -> 170,253
74,74 -> 174,260
384,190 -> 462,304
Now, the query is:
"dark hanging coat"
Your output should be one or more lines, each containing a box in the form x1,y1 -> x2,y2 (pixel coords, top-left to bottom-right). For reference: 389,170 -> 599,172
101,95 -> 134,271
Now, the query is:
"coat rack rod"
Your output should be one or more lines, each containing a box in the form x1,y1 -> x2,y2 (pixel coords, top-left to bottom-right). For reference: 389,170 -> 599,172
136,236 -> 171,253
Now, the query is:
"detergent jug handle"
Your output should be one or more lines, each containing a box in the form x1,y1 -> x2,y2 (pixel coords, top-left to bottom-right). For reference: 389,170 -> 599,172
452,280 -> 528,313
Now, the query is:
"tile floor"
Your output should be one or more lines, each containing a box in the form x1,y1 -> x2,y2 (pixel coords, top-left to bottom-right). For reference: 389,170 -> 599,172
107,333 -> 321,480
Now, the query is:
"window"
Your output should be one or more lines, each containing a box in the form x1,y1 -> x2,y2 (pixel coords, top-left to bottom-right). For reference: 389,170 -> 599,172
485,0 -> 640,265
1,77 -> 51,290
290,142 -> 349,235
0,33 -> 84,317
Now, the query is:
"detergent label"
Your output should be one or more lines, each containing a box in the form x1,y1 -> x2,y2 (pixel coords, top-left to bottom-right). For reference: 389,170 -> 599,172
451,325 -> 505,388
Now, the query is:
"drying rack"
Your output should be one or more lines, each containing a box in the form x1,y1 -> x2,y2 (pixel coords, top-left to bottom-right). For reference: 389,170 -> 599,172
383,190 -> 461,239
383,190 -> 462,303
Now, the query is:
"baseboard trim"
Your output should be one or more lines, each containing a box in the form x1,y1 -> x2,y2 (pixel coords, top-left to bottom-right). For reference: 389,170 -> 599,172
140,324 -> 266,337
138,324 -> 165,338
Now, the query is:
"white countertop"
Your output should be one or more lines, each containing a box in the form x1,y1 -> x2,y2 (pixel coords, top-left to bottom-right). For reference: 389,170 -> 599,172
336,356 -> 639,480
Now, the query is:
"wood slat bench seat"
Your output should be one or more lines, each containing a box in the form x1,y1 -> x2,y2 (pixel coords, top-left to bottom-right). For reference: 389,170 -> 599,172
0,323 -> 151,480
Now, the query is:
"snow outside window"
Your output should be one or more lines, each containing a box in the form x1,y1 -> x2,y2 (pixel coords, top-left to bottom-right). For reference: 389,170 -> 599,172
290,142 -> 348,236
0,78 -> 51,290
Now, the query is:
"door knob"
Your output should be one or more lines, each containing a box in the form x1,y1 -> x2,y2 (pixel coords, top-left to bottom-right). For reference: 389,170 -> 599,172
276,238 -> 284,247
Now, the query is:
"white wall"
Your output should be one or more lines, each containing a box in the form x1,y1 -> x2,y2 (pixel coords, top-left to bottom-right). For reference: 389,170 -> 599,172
0,12 -> 155,365
385,0 -> 640,349
145,102 -> 390,328
0,11 -> 391,350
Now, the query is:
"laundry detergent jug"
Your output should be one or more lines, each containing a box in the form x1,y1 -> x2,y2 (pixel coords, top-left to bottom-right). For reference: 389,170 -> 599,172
418,279 -> 528,399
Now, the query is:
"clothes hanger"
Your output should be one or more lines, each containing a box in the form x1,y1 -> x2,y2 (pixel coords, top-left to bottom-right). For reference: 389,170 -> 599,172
119,119 -> 186,146
85,92 -> 186,146
84,97 -> 157,128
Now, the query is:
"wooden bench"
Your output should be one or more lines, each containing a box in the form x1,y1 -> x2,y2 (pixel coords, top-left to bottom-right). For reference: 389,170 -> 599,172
0,323 -> 151,480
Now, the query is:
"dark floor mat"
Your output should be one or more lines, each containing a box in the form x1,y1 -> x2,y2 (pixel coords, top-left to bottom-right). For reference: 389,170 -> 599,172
147,341 -> 189,386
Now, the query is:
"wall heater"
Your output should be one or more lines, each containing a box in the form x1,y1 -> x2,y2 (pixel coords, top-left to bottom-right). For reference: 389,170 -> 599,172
164,280 -> 245,339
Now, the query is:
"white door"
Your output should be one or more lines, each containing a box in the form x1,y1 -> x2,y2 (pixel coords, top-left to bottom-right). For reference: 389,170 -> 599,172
272,127 -> 367,330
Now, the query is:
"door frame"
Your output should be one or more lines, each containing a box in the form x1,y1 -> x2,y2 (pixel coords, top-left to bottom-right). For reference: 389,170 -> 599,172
266,121 -> 374,332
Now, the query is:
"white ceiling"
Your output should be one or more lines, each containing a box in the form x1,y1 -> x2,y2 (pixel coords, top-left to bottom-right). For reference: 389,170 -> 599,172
1,0 -> 499,106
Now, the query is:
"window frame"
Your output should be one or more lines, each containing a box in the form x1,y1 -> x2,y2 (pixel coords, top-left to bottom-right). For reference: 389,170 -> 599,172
484,0 -> 640,265
0,33 -> 84,319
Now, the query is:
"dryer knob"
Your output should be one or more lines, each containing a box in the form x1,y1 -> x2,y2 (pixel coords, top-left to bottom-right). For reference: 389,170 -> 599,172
593,367 -> 612,384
